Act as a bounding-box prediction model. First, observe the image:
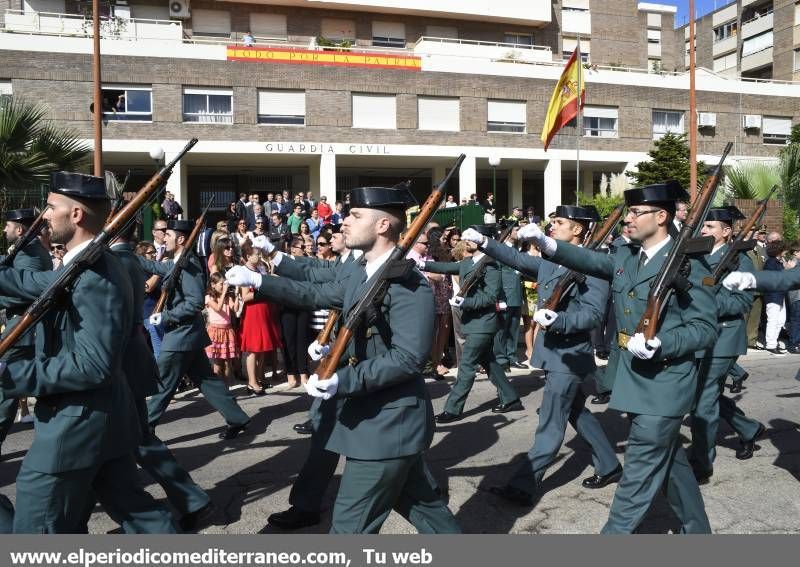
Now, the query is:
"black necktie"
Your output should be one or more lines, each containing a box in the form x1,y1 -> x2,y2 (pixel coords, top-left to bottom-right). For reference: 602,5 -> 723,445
637,252 -> 647,274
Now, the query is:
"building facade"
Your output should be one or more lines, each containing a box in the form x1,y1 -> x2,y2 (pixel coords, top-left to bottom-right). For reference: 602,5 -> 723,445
1,0 -> 798,218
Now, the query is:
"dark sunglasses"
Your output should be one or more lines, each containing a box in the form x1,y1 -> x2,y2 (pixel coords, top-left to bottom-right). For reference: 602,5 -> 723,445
51,244 -> 64,251
317,242 -> 330,246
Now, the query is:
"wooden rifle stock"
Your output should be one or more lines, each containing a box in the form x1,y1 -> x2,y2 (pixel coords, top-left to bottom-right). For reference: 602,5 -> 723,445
457,220 -> 518,298
633,142 -> 733,341
316,310 -> 340,345
2,206 -> 50,267
0,138 -> 199,358
153,195 -> 215,315
314,154 -> 466,380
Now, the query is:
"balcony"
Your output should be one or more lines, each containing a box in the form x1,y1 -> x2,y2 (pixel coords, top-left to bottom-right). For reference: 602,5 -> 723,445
741,46 -> 773,72
741,11 -> 773,39
3,10 -> 182,41
413,37 -> 553,65
713,34 -> 737,56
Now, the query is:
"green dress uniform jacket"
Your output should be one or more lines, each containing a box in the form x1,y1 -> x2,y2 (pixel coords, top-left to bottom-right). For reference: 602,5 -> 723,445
484,238 -> 607,376
550,239 -> 717,417
753,264 -> 800,292
137,254 -> 211,352
0,239 -> 53,347
275,251 -> 357,283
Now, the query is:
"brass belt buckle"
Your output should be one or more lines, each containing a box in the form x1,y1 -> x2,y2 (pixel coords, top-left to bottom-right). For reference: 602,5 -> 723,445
618,332 -> 631,349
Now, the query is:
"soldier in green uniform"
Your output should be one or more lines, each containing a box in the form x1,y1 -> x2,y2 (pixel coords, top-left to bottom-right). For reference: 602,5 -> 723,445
0,172 -> 175,533
493,225 -> 527,371
516,182 -> 716,533
110,225 -> 215,532
137,219 -> 250,440
462,206 -> 622,505
226,186 -> 461,534
0,208 -> 52,456
689,207 -> 766,483
423,226 -> 522,423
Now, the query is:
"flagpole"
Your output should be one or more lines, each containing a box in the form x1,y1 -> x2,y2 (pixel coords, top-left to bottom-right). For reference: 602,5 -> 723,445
576,35 -> 582,206
689,0 -> 697,201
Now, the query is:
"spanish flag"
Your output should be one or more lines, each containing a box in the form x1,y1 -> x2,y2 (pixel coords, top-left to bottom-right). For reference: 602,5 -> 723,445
541,47 -> 585,151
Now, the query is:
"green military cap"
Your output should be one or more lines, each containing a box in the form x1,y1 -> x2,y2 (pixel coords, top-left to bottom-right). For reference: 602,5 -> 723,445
349,186 -> 417,210
4,207 -> 38,223
555,205 -> 600,222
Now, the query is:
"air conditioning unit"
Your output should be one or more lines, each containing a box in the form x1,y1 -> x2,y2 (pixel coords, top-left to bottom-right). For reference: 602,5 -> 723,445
169,0 -> 191,19
697,112 -> 716,128
743,114 -> 762,130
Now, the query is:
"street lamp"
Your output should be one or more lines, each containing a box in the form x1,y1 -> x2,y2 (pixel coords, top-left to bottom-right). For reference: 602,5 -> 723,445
488,156 -> 501,206
149,146 -> 165,165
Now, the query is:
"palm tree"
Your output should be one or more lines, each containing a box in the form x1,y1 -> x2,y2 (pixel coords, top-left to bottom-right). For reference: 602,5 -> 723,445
0,97 -> 90,203
723,160 -> 780,201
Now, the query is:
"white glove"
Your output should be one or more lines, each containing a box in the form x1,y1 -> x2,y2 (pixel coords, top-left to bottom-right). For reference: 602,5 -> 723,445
449,296 -> 465,308
307,340 -> 331,362
225,265 -> 263,288
149,313 -> 162,327
461,228 -> 487,247
722,271 -> 757,291
304,373 -> 339,400
414,257 -> 426,270
251,235 -> 274,254
497,301 -> 508,311
533,309 -> 558,328
626,333 -> 661,360
517,223 -> 557,256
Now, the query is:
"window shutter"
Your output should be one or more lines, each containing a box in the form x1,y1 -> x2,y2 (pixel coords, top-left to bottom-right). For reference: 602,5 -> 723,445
488,100 -> 526,124
418,97 -> 460,131
352,94 -> 396,129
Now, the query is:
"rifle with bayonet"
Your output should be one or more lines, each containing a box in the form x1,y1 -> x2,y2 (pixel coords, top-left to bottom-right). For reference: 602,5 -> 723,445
152,195 -> 215,315
702,185 -> 777,286
457,219 -> 518,298
634,141 -> 732,340
540,204 -> 625,315
314,154 -> 466,380
0,138 -> 199,358
1,206 -> 50,268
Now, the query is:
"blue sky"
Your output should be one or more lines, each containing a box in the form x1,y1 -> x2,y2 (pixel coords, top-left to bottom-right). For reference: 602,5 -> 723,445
672,0 -> 736,26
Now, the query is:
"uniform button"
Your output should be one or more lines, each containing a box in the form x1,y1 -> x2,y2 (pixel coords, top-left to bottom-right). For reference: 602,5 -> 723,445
628,292 -> 635,298
366,328 -> 373,338
623,308 -> 631,315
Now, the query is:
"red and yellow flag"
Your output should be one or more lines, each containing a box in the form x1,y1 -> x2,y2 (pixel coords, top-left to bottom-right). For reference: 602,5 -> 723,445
541,47 -> 585,151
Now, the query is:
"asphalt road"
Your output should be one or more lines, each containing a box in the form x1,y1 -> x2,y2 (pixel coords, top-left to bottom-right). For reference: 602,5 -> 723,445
1,350 -> 798,534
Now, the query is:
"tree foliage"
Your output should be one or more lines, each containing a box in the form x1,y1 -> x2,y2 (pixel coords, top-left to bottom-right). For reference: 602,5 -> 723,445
626,133 -> 707,191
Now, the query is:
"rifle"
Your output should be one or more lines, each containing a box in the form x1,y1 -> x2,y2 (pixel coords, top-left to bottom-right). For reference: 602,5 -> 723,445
457,220 -> 518,298
1,206 -> 50,268
0,138 -> 199,358
315,310 -> 340,346
152,195 -> 215,315
540,204 -> 625,315
634,141 -> 732,341
702,185 -> 778,286
314,154 -> 466,380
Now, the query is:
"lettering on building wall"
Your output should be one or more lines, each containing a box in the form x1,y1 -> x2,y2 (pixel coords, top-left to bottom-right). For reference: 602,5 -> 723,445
265,143 -> 390,155
227,47 -> 421,71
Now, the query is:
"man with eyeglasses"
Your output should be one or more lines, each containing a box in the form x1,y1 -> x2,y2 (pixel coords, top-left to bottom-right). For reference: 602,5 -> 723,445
152,220 -> 168,261
514,182 -> 716,534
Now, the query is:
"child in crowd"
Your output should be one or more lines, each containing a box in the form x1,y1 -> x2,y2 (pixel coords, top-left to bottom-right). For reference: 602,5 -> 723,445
205,271 -> 240,386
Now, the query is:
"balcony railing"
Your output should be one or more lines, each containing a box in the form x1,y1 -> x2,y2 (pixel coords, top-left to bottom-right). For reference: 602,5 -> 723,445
741,10 -> 773,39
412,36 -> 552,64
3,9 -> 183,41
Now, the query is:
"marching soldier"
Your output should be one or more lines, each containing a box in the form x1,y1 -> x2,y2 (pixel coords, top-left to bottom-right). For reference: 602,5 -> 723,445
689,208 -> 766,483
0,172 -> 175,533
493,226 -> 527,371
462,206 -> 621,505
0,208 -> 52,457
110,225 -> 215,532
226,186 -> 461,534
517,182 -> 716,533
423,226 -> 522,423
137,219 -> 250,439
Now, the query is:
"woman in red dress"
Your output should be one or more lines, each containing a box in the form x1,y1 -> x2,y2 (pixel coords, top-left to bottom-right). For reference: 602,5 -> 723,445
238,240 -> 282,395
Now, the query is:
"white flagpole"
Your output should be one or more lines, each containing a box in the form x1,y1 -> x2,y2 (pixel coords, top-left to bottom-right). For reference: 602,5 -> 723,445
576,35 -> 582,205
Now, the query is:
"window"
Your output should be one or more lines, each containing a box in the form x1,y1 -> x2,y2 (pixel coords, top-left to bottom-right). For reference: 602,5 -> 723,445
647,29 -> 661,44
418,97 -> 460,132
321,18 -> 356,41
372,22 -> 405,48
794,48 -> 800,72
258,90 -> 305,126
504,33 -> 533,48
130,5 -> 169,20
487,100 -> 526,133
191,9 -> 231,38
742,31 -> 773,57
652,110 -> 684,139
0,81 -> 11,109
714,52 -> 737,72
583,106 -> 618,138
763,116 -> 792,145
250,13 -> 287,41
796,1 -> 800,25
425,25 -> 458,39
101,85 -> 152,121
352,94 -> 396,129
713,21 -> 737,42
183,88 -> 233,124
562,37 -> 590,61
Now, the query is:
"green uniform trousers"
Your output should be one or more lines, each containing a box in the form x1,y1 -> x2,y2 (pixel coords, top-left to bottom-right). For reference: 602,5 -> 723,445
445,332 -> 518,415
0,494 -> 13,533
13,454 -> 176,533
690,357 -> 762,474
509,372 -> 619,495
330,454 -> 460,534
494,307 -> 522,367
746,297 -> 763,347
289,442 -> 340,514
602,414 -> 711,534
147,349 -> 249,429
0,347 -> 34,452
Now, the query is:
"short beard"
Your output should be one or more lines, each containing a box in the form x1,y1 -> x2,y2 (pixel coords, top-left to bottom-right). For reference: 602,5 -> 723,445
49,224 -> 74,245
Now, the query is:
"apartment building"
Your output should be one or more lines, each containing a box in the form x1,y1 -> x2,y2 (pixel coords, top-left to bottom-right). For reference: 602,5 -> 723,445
677,0 -> 800,82
0,0 -> 798,219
